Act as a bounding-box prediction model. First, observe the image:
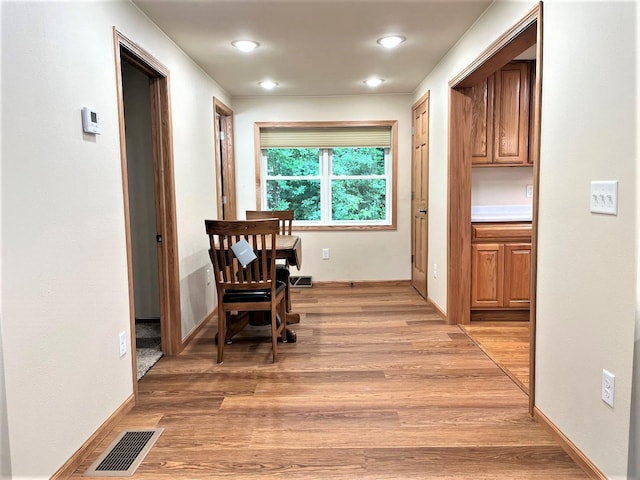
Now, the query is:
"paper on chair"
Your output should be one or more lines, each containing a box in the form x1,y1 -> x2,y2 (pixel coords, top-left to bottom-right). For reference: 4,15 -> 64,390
231,239 -> 257,267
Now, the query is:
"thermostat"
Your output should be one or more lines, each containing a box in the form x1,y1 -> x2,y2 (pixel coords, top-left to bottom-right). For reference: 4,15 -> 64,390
82,107 -> 101,134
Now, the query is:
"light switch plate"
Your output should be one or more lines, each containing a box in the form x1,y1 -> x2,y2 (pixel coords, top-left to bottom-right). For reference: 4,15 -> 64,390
590,181 -> 618,215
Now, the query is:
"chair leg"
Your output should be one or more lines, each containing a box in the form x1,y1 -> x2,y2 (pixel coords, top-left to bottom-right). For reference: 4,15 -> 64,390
217,307 -> 225,364
279,296 -> 287,342
271,308 -> 278,363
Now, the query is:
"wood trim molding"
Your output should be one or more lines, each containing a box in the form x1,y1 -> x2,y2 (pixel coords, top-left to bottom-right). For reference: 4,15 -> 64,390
533,407 -> 606,479
528,0 -> 544,417
114,27 -> 182,400
112,27 -> 139,397
447,88 -> 472,325
213,97 -> 237,220
254,123 -> 262,209
311,280 -> 411,288
450,3 -> 540,88
50,395 -> 135,479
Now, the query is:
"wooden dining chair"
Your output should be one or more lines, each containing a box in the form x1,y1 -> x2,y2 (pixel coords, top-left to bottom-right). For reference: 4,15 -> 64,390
246,209 -> 294,235
245,210 -> 294,311
204,219 -> 287,363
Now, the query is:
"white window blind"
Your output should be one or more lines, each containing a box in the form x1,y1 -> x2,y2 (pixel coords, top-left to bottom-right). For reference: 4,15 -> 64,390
260,126 -> 392,149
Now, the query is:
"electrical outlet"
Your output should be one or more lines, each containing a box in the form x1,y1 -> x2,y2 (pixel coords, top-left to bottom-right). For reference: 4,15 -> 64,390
526,184 -> 534,198
433,263 -> 438,278
206,268 -> 211,285
602,369 -> 615,407
322,248 -> 330,260
119,331 -> 127,358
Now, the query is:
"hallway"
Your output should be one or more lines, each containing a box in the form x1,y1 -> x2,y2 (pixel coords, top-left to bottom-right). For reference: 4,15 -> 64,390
69,285 -> 585,479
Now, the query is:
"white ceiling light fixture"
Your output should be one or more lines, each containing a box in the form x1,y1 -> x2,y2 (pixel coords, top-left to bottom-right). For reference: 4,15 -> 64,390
377,35 -> 406,49
232,40 -> 260,52
364,77 -> 384,88
258,80 -> 278,90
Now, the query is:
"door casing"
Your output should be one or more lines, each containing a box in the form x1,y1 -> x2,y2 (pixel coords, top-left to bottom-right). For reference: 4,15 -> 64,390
447,3 -> 542,414
213,98 -> 237,220
411,92 -> 430,298
114,28 -> 182,397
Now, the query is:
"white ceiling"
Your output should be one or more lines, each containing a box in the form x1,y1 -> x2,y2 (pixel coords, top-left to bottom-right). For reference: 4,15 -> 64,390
132,0 -> 493,97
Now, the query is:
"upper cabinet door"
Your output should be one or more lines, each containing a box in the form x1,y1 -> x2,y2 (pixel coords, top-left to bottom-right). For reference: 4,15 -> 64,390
469,75 -> 494,165
493,62 -> 531,165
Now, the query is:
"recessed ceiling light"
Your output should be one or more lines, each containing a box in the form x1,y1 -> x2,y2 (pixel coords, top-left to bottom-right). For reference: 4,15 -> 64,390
258,80 -> 278,90
377,35 -> 406,49
232,40 -> 260,52
364,77 -> 384,87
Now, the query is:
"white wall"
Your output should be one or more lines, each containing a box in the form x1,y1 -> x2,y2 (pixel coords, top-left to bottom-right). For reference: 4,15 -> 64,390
471,167 -> 533,206
631,3 -> 640,475
0,34 -> 10,474
413,1 -> 637,477
232,94 -> 413,282
1,0 -> 225,476
535,2 -> 636,477
0,322 -> 10,480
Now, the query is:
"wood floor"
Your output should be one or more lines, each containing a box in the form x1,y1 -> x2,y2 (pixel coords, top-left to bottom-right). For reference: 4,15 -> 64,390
68,285 -> 587,479
461,322 -> 530,393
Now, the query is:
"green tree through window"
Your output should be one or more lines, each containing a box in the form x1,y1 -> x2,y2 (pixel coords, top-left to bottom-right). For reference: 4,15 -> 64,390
263,147 -> 389,225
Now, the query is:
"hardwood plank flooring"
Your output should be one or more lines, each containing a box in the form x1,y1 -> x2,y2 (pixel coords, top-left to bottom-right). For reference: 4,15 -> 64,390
460,321 -> 530,393
67,285 -> 585,479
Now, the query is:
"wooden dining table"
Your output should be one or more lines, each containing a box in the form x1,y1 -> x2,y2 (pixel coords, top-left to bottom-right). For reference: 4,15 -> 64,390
217,234 -> 302,344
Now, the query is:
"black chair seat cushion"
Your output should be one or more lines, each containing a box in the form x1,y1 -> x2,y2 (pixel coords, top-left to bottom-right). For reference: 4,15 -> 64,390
276,265 -> 290,283
223,280 -> 286,303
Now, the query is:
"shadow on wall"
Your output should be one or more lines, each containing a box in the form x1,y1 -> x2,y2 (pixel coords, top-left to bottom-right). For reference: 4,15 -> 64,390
629,324 -> 640,479
0,320 -> 12,479
181,261 -> 216,338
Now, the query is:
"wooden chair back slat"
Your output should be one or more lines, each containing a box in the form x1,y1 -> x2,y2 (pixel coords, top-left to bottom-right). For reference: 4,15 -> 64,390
246,210 -> 294,235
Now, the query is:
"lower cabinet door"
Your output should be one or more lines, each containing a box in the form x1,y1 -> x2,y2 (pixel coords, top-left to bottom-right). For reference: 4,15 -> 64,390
471,243 -> 504,308
504,243 -> 531,308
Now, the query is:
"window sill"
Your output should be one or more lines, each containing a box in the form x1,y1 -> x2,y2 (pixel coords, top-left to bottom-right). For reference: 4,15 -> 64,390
293,224 -> 396,232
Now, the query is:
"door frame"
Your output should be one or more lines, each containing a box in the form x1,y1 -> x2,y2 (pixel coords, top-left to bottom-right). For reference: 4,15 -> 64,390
446,3 -> 542,414
114,29 -> 182,396
213,98 -> 237,219
410,92 -> 430,299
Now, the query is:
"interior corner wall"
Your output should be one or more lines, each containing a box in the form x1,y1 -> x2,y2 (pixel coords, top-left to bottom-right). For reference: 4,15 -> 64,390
0,321 -> 11,480
232,94 -> 413,282
1,1 -> 225,476
411,0 -> 637,477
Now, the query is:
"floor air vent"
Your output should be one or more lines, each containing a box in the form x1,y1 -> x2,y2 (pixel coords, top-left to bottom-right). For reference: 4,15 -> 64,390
84,428 -> 163,477
290,275 -> 312,287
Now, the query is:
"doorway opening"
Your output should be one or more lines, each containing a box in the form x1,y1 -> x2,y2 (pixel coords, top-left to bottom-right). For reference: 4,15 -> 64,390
411,92 -> 430,299
114,29 -> 182,395
213,98 -> 237,220
447,5 -> 542,412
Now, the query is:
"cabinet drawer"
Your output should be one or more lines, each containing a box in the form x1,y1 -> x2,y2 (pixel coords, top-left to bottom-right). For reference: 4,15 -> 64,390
472,223 -> 531,243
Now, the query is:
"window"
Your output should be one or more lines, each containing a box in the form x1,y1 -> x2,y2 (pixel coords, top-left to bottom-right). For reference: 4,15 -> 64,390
256,122 -> 397,230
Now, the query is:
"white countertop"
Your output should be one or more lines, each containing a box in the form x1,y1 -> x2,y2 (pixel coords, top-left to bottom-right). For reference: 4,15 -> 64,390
471,204 -> 532,222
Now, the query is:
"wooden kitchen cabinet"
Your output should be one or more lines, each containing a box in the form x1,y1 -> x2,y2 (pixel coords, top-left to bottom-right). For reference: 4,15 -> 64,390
471,243 -> 503,308
470,61 -> 533,167
504,243 -> 532,308
471,223 -> 531,309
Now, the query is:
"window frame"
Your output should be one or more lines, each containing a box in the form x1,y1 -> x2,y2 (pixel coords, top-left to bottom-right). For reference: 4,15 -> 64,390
254,121 -> 398,231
